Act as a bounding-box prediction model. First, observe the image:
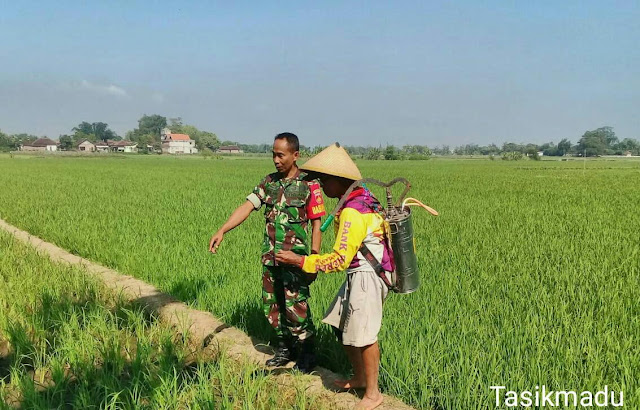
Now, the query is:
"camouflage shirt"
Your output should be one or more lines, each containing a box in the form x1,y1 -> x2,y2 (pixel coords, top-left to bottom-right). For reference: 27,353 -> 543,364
246,169 -> 326,266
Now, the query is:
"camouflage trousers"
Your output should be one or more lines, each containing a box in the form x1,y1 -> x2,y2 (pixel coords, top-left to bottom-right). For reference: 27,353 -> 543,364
262,265 -> 315,341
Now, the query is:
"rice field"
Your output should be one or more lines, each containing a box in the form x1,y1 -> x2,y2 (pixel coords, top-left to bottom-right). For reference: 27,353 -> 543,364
1,154 -> 639,408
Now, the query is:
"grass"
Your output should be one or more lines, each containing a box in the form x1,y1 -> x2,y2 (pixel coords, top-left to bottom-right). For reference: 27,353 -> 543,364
0,155 -> 639,408
0,230 -> 328,409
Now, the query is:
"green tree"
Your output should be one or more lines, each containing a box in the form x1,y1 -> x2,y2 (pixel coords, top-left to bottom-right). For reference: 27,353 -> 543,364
502,151 -> 524,161
576,127 -> 614,157
542,144 -> 558,156
557,138 -> 572,156
384,145 -> 400,160
126,115 -> 168,147
137,114 -> 167,139
59,135 -> 74,150
366,147 -> 382,160
525,147 -> 540,160
480,144 -> 501,155
502,142 -> 524,153
0,130 -> 13,151
196,131 -> 220,151
132,133 -> 159,150
432,145 -> 450,155
0,132 -> 41,151
72,121 -> 93,136
92,122 -> 117,142
12,133 -> 38,146
72,122 -> 118,142
343,146 -> 367,157
168,117 -> 183,130
299,148 -> 311,157
402,145 -> 417,155
453,144 -> 480,155
601,126 -> 618,148
614,138 -> 640,155
402,144 -> 432,159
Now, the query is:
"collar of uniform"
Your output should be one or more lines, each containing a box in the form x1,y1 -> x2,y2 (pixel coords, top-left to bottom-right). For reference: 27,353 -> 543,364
276,168 -> 302,183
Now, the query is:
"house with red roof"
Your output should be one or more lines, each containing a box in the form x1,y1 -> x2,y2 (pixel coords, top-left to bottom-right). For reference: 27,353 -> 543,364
161,128 -> 198,154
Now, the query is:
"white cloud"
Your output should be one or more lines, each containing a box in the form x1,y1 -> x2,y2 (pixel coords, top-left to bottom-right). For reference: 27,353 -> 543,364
80,80 -> 128,97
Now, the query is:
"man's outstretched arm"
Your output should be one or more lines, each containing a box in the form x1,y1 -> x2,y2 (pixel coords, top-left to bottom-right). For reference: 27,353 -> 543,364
209,200 -> 255,253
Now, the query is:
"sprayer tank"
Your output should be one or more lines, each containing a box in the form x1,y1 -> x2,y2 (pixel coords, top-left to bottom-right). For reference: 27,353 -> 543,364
388,207 -> 421,294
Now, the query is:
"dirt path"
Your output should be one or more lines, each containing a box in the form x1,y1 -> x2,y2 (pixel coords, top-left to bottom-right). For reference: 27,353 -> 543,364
0,218 -> 414,410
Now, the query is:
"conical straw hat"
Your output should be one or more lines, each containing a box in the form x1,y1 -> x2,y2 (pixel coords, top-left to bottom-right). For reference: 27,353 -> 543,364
300,142 -> 362,181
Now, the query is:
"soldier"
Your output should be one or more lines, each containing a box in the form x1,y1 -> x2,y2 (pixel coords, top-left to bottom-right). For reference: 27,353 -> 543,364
209,132 -> 325,373
276,143 -> 391,410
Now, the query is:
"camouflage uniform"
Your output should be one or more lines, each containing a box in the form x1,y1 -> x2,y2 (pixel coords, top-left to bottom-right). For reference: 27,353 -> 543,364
246,170 -> 325,341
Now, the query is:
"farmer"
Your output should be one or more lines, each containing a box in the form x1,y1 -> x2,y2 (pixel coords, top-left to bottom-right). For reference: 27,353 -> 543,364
209,132 -> 326,373
276,143 -> 392,410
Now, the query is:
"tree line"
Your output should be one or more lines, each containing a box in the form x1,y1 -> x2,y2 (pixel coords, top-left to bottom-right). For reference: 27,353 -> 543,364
1,119 -> 639,159
445,127 -> 639,158
220,127 -> 640,160
319,127 -> 639,160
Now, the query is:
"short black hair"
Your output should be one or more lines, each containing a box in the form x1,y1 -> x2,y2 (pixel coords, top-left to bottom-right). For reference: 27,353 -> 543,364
274,132 -> 299,152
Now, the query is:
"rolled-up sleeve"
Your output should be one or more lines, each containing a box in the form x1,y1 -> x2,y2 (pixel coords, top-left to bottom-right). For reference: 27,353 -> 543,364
246,193 -> 262,209
246,177 -> 268,209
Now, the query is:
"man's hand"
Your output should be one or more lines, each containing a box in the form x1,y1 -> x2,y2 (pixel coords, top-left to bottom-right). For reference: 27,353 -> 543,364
275,250 -> 303,267
209,231 -> 224,253
209,200 -> 256,254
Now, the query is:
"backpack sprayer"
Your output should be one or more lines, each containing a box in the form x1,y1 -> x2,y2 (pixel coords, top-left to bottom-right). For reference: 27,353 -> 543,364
320,177 -> 438,294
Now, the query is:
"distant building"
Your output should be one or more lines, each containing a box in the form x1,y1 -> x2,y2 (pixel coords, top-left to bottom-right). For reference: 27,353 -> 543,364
76,139 -> 96,152
624,151 -> 632,157
217,145 -> 243,154
21,137 -> 59,152
108,140 -> 138,153
95,141 -> 110,152
161,128 -> 198,154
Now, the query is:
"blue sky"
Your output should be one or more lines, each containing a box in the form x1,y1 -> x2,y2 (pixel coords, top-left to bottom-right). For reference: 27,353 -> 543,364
1,1 -> 638,146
